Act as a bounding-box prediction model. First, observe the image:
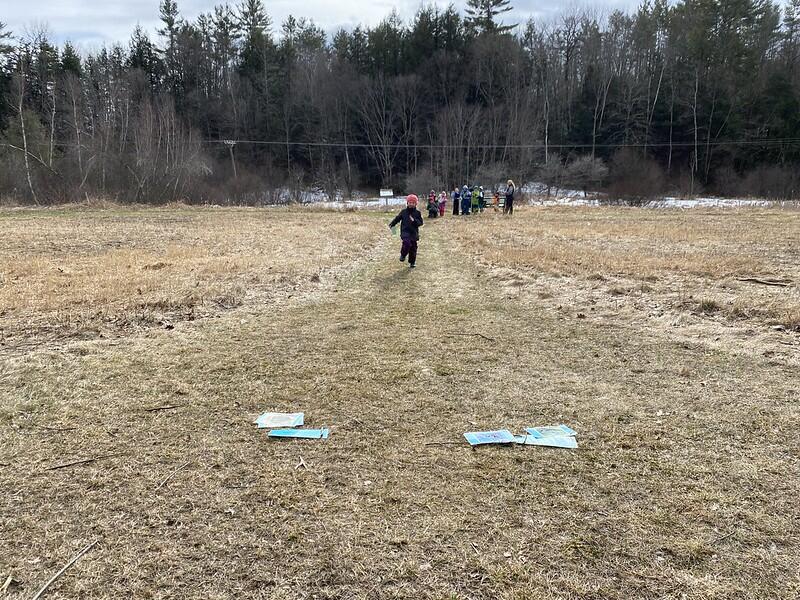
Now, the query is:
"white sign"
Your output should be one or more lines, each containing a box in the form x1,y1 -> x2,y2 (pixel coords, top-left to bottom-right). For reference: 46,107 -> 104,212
380,189 -> 394,198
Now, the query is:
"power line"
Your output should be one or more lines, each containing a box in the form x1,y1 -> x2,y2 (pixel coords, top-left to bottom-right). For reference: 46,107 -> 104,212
204,138 -> 800,149
5,137 -> 800,152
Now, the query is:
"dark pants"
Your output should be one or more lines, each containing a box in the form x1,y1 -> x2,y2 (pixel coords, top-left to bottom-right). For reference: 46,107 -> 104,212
504,197 -> 514,215
401,238 -> 418,265
453,201 -> 459,216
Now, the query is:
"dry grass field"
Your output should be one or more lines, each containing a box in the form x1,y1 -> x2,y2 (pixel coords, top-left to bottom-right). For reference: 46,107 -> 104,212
0,208 -> 380,353
1,205 -> 798,599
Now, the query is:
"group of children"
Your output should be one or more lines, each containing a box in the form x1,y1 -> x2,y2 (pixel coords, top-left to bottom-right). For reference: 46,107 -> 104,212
423,181 -> 516,218
390,180 -> 517,269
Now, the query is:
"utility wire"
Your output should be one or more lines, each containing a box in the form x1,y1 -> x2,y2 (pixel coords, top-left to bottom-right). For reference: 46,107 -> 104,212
5,138 -> 800,150
202,138 -> 800,149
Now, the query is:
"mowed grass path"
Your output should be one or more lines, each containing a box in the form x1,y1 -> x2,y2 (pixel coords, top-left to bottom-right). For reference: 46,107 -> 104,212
1,210 -> 798,599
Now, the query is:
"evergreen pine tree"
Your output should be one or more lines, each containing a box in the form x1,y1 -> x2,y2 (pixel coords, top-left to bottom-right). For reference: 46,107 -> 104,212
465,0 -> 515,34
0,21 -> 13,57
60,41 -> 82,76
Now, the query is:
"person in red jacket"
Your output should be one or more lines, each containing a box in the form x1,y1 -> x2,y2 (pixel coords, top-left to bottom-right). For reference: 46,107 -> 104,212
389,195 -> 424,268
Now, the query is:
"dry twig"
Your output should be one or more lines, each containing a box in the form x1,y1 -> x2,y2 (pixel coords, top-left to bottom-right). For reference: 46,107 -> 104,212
45,455 -> 116,471
736,277 -> 792,287
30,424 -> 76,432
156,461 -> 191,489
444,332 -> 496,342
31,540 -> 98,600
144,405 -> 182,413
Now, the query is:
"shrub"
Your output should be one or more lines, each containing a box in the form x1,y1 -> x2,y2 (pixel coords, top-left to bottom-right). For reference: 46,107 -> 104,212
564,155 -> 608,193
605,149 -> 667,202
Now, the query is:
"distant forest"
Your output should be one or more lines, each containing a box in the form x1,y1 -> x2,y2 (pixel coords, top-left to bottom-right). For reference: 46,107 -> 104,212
1,0 -> 800,204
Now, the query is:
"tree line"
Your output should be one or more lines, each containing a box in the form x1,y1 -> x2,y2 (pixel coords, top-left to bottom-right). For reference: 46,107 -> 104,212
1,0 -> 799,205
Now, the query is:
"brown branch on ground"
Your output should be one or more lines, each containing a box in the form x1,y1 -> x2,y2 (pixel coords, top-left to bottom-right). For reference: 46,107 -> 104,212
143,405 -> 183,412
444,332 -> 496,342
736,277 -> 793,287
31,540 -> 99,600
45,455 -> 117,471
156,461 -> 191,489
30,424 -> 77,432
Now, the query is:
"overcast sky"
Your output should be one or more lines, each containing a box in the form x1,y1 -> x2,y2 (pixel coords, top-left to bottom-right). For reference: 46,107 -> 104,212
4,1 -> 641,49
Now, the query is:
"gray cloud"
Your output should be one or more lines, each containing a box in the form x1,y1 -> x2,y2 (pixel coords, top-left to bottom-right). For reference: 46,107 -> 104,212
4,0 -> 640,48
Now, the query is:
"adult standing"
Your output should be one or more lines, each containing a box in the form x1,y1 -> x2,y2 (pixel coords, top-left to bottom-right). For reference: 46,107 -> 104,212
452,187 -> 460,216
504,179 -> 516,215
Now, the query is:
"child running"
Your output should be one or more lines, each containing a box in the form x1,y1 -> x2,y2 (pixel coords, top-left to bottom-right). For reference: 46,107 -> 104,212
389,194 -> 424,268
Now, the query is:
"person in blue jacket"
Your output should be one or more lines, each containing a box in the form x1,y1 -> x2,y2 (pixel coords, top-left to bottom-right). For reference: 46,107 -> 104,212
452,187 -> 460,216
461,185 -> 471,215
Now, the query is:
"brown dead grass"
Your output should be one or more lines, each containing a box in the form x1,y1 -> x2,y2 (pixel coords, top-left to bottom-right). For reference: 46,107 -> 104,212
0,207 -> 383,349
1,207 -> 798,599
459,208 -> 798,279
450,207 -> 800,331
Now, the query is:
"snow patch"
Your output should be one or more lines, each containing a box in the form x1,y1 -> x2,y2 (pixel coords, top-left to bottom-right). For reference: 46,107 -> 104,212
521,181 -> 794,209
311,196 -> 410,210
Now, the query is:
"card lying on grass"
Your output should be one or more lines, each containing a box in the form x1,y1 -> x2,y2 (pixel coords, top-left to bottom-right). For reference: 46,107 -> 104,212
513,434 -> 578,449
526,425 -> 578,438
514,424 -> 579,449
268,428 -> 329,440
254,412 -> 304,429
464,430 -> 516,446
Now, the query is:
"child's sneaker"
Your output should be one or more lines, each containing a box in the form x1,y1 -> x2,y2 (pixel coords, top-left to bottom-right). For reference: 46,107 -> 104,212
409,263 -> 416,268
400,255 -> 406,262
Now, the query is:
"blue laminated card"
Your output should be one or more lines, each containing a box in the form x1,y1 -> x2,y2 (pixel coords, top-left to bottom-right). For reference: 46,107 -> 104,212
514,434 -> 578,449
268,428 -> 329,440
464,430 -> 516,446
525,425 -> 578,439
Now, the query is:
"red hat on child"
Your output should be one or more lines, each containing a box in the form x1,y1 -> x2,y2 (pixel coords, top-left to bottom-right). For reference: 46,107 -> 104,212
406,194 -> 418,206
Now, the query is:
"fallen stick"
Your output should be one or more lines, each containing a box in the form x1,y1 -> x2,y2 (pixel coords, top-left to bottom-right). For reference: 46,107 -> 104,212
736,277 -> 792,288
144,405 -> 182,412
46,455 -> 115,471
424,441 -> 463,446
445,332 -> 496,342
711,529 -> 736,544
31,425 -> 77,432
31,540 -> 98,600
156,461 -> 191,489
